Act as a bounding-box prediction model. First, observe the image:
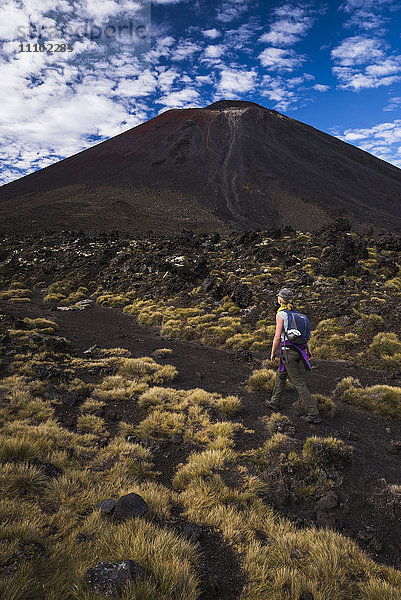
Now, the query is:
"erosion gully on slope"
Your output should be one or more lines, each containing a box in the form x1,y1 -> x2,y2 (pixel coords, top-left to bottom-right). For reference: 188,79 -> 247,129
1,291 -> 400,583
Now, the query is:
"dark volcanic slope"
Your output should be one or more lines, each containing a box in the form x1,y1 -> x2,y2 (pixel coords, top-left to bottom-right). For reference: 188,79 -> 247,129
1,99 -> 401,234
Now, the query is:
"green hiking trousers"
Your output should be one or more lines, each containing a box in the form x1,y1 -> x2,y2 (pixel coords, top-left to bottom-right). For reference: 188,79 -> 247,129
269,347 -> 319,417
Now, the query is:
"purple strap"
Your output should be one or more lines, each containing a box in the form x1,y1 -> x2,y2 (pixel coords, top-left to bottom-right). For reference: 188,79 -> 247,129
279,340 -> 311,372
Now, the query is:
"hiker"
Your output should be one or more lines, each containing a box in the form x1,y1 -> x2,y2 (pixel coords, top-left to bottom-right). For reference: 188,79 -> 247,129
265,287 -> 322,424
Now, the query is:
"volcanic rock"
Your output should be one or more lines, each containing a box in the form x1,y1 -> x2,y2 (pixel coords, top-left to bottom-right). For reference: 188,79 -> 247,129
1,101 -> 401,234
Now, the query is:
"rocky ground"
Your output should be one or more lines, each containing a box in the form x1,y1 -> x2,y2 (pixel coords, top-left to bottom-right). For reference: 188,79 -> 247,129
0,219 -> 400,599
0,288 -> 400,599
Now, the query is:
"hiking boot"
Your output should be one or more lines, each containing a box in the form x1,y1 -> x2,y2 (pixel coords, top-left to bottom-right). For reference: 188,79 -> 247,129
264,399 -> 280,410
300,414 -> 322,424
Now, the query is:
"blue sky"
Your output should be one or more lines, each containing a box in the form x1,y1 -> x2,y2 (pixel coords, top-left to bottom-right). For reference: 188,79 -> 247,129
1,0 -> 401,185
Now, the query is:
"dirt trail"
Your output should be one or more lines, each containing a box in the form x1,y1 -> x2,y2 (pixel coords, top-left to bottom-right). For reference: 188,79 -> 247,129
1,291 -> 401,574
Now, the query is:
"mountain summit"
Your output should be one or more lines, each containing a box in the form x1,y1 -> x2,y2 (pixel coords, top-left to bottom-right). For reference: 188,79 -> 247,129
1,100 -> 400,234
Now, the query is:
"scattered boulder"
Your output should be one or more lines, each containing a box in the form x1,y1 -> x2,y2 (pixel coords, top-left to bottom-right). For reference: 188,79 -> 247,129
114,492 -> 149,521
0,541 -> 46,578
182,522 -> 202,542
315,491 -> 338,512
97,499 -> 117,514
387,441 -> 401,455
62,392 -> 80,407
316,510 -> 337,528
230,282 -> 253,308
86,560 -> 148,598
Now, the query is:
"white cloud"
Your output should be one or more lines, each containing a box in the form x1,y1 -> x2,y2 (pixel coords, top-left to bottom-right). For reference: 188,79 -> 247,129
365,56 -> 401,76
156,88 -> 201,108
152,0 -> 187,4
171,40 -> 201,61
113,69 -> 158,97
340,0 -> 399,31
260,73 -> 313,111
204,44 -> 225,59
331,36 -> 401,89
313,83 -> 329,91
216,0 -> 250,23
331,36 -> 385,66
259,4 -> 316,47
258,47 -> 306,71
217,67 -> 258,95
335,119 -> 401,167
203,28 -> 220,39
333,67 -> 401,90
383,96 -> 401,111
224,18 -> 262,50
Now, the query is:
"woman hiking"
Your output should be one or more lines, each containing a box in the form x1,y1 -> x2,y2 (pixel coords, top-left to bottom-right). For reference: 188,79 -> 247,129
265,287 -> 322,424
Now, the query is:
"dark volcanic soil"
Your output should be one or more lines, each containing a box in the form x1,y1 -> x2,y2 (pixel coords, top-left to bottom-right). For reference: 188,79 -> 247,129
1,291 -> 401,598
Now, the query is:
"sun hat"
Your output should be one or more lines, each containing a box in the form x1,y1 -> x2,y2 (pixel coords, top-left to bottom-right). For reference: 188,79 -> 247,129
277,287 -> 293,300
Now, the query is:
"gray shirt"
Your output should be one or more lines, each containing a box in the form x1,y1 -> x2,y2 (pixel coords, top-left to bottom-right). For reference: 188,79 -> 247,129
277,310 -> 288,342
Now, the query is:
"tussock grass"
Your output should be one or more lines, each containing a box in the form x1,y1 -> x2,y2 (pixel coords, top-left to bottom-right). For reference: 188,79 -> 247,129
0,437 -> 41,461
76,414 -> 107,436
173,447 -> 236,491
135,410 -> 186,439
303,436 -> 353,468
246,369 -> 276,392
1,276 -> 401,598
80,398 -> 106,415
365,332 -> 401,369
294,393 -> 335,417
92,374 -> 148,401
334,377 -> 401,419
153,347 -> 173,357
23,317 -> 58,332
264,412 -> 292,434
0,462 -> 48,499
119,357 -> 178,384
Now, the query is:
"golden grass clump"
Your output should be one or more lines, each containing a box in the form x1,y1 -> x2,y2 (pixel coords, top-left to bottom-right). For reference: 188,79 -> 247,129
0,462 -> 48,499
246,369 -> 276,393
119,356 -> 178,384
96,293 -> 130,308
264,412 -> 292,434
153,347 -> 173,357
91,374 -> 148,402
173,447 -> 235,491
23,317 -> 58,332
311,393 -> 335,416
134,410 -> 186,439
80,398 -> 106,415
0,284 -> 32,301
366,332 -> 401,369
334,377 -> 401,419
303,436 -> 353,469
76,414 -> 108,436
0,436 -> 41,461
